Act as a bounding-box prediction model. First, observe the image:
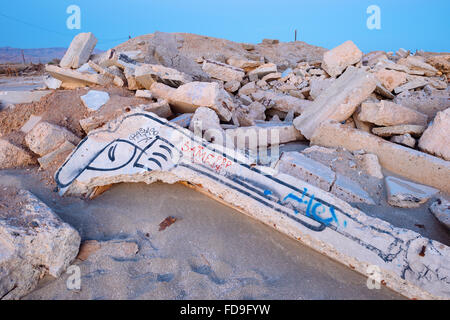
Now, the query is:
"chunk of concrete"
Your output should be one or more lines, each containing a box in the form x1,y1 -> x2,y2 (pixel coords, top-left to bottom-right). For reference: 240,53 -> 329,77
235,101 -> 266,126
135,90 -> 153,99
375,69 -> 407,92
394,79 -> 428,94
238,81 -> 258,96
0,188 -> 80,300
46,65 -> 112,88
394,89 -> 450,120
275,152 -> 336,191
358,100 -> 428,127
0,90 -> 51,108
25,122 -> 80,156
224,80 -> 241,93
372,124 -> 426,138
43,76 -> 62,90
310,121 -> 450,193
397,56 -> 438,77
135,64 -> 193,89
60,32 -> 98,69
150,82 -> 234,121
247,63 -> 277,79
390,134 -> 416,148
251,90 -> 312,114
294,67 -> 377,139
38,140 -> 75,170
426,54 -> 450,77
429,198 -> 450,230
226,57 -> 261,71
309,78 -> 335,100
0,139 -> 36,169
321,40 -> 362,77
385,176 -> 439,208
358,153 -> 383,179
418,108 -> 450,161
169,113 -> 193,128
80,90 -> 110,111
20,115 -> 42,134
53,110 -> 450,299
202,59 -> 245,82
331,174 -> 375,205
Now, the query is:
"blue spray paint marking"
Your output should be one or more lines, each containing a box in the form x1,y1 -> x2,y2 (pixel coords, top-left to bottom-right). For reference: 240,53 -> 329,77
283,188 -> 345,227
264,190 -> 273,196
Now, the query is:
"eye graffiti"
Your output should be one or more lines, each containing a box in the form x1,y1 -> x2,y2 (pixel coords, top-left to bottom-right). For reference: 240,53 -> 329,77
55,135 -> 179,188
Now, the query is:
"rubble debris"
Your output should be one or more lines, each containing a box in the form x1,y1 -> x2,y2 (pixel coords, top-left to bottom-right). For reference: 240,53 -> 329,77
226,57 -> 261,71
309,78 -> 335,100
20,115 -> 42,133
0,188 -> 80,300
234,101 -> 266,126
135,89 -> 153,99
321,40 -> 362,77
46,65 -> 111,88
80,90 -> 110,111
397,56 -> 438,77
0,138 -> 36,169
311,121 -> 450,193
393,88 -> 450,120
294,67 -> 377,139
135,63 -> 193,88
385,176 -> 439,208
189,106 -> 226,144
150,82 -> 234,121
25,122 -> 80,156
390,134 -> 416,148
426,54 -> 450,77
375,69 -> 407,92
60,32 -> 98,69
224,80 -> 241,93
252,90 -> 312,114
394,78 -> 428,94
358,100 -> 428,127
371,124 -> 426,138
0,90 -> 51,109
170,113 -> 193,128
331,174 -> 375,205
202,59 -> 245,82
43,76 -> 62,90
357,153 -> 384,179
247,63 -> 277,79
53,110 -> 450,299
429,197 -> 450,230
418,108 -> 450,161
37,140 -> 75,170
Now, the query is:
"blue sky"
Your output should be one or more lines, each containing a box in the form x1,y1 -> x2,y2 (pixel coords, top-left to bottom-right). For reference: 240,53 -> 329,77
0,0 -> 449,52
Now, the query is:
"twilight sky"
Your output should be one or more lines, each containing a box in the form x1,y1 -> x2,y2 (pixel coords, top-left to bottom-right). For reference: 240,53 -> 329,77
0,0 -> 449,52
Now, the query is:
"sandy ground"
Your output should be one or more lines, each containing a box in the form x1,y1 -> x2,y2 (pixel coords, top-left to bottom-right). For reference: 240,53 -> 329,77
0,168 -> 403,300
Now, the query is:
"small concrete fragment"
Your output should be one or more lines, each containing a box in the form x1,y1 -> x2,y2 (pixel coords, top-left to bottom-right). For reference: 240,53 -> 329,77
309,78 -> 335,100
60,32 -> 98,69
0,90 -> 51,108
372,124 -> 426,138
251,90 -> 312,114
331,174 -> 375,205
202,59 -> 245,82
169,113 -> 193,128
390,134 -> 416,148
310,121 -> 450,193
294,67 -> 377,139
46,65 -> 112,88
135,64 -> 193,88
397,56 -> 438,77
234,101 -> 266,127
385,176 -> 439,208
358,100 -> 428,127
418,108 -> 450,161
247,63 -> 277,79
321,40 -> 362,77
375,69 -> 407,92
20,115 -> 42,134
275,152 -> 335,191
0,139 -> 36,169
38,140 -> 75,170
224,80 -> 241,93
43,76 -> 62,90
135,90 -> 153,99
0,188 -> 80,300
80,90 -> 110,111
226,57 -> 261,71
394,78 -> 428,94
25,122 -> 80,156
358,153 -> 383,179
429,198 -> 450,230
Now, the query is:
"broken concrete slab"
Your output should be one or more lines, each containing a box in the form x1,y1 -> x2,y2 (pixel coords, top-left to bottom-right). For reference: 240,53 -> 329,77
251,90 -> 312,114
46,65 -> 112,88
293,67 -> 377,139
394,78 -> 428,94
390,134 -> 416,148
238,81 -> 258,96
43,76 -> 62,90
38,140 -> 75,170
397,56 -> 438,77
135,63 -> 193,88
224,80 -> 241,93
429,197 -> 450,230
357,153 -> 384,179
0,90 -> 51,108
385,176 -> 439,208
25,122 -> 81,156
189,107 -> 229,145
426,54 -> 450,77
0,188 -> 80,300
310,121 -> 450,193
60,32 -> 98,69
275,151 -> 335,191
0,139 -> 36,169
226,121 -> 304,149
394,89 -> 450,120
80,90 -> 110,111
135,90 -> 153,99
54,110 -> 450,299
375,69 -> 407,92
226,57 -> 262,71
309,78 -> 335,100
150,82 -> 234,121
202,59 -> 245,82
358,100 -> 428,127
20,115 -> 42,134
331,174 -> 375,205
234,101 -> 266,127
321,40 -> 362,77
247,63 -> 277,79
372,124 -> 426,138
418,108 -> 450,161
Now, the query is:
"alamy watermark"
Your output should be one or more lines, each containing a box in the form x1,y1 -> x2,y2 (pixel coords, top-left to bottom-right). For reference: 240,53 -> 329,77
366,5 -> 381,30
66,265 -> 81,291
66,5 -> 81,30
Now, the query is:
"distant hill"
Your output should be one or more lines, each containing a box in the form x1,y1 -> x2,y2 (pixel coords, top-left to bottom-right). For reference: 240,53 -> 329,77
0,47 -> 103,64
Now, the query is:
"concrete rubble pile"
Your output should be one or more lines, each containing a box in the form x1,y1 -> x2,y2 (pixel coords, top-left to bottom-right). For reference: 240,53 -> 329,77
1,32 -> 449,300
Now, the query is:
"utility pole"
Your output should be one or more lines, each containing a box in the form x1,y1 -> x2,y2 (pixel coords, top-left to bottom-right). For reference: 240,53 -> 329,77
294,29 -> 298,41
21,50 -> 26,64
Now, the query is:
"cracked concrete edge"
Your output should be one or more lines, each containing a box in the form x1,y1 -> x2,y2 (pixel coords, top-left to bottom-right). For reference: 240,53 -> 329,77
54,110 -> 449,300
